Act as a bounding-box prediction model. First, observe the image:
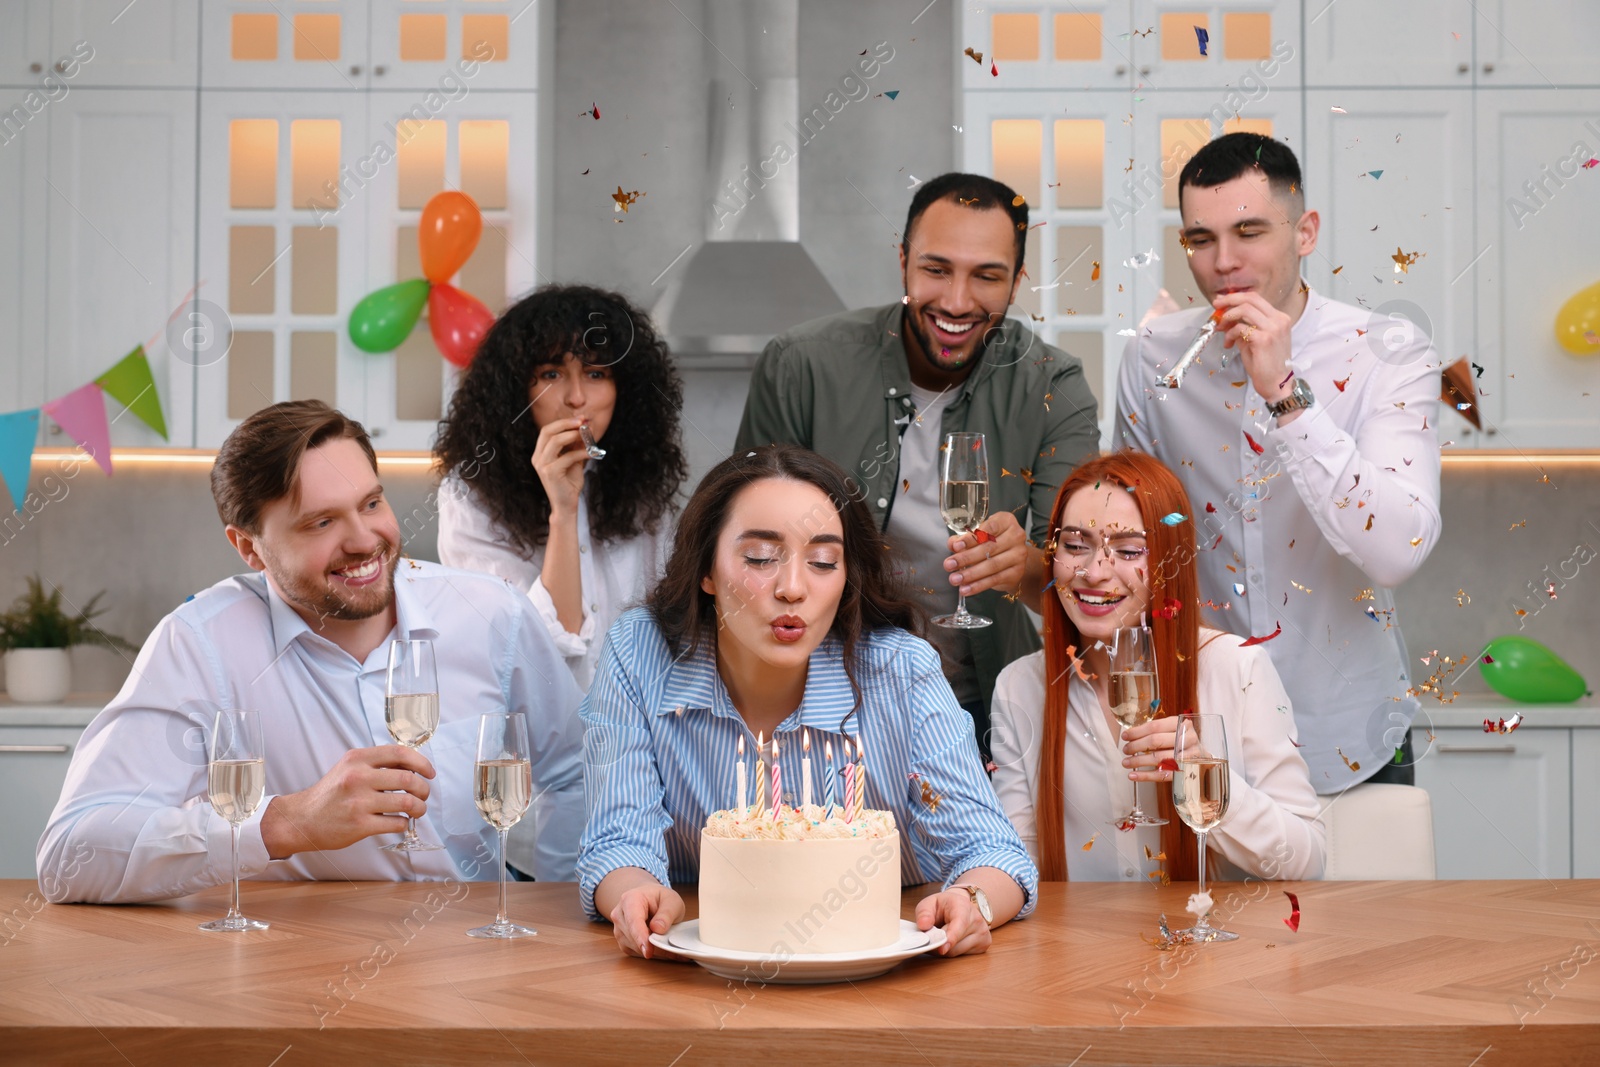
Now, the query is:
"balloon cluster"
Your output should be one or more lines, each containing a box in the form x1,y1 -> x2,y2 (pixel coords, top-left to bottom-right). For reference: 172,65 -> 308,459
348,191 -> 495,367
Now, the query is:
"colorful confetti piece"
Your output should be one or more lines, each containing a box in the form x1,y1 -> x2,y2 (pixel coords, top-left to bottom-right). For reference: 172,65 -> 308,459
1283,891 -> 1301,932
1240,622 -> 1282,647
1161,512 -> 1187,525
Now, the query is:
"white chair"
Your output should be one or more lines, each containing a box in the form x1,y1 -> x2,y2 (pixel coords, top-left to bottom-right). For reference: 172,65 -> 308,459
1316,783 -> 1436,880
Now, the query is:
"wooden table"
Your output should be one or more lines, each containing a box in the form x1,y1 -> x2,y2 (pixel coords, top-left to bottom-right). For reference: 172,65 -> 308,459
3,878 -> 1597,1065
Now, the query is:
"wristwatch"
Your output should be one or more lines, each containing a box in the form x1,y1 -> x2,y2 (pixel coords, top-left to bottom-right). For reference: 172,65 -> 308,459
952,883 -> 993,925
1267,376 -> 1314,419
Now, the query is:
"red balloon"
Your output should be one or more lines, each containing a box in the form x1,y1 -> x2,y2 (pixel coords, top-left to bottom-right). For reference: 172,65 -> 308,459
428,284 -> 495,367
419,191 -> 483,283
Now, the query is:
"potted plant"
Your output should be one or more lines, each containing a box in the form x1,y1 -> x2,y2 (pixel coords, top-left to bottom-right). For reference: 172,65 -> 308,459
0,575 -> 137,704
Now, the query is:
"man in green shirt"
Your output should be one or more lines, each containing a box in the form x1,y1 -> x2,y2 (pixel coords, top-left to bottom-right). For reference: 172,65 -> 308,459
735,173 -> 1101,760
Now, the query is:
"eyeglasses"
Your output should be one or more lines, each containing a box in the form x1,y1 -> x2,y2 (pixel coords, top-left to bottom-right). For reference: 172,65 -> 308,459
1051,530 -> 1149,566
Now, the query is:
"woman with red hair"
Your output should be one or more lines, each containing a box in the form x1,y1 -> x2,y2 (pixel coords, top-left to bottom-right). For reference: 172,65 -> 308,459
990,451 -> 1324,882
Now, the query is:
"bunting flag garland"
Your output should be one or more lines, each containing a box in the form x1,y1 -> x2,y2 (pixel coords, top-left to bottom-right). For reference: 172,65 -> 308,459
41,382 -> 114,476
0,409 -> 41,513
0,346 -> 168,513
95,346 -> 168,440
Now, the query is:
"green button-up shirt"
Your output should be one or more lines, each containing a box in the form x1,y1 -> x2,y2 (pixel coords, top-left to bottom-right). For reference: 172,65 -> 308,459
734,303 -> 1102,719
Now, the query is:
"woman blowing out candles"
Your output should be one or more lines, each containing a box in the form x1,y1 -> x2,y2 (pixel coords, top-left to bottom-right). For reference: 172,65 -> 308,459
577,446 -> 1037,960
990,451 -> 1325,883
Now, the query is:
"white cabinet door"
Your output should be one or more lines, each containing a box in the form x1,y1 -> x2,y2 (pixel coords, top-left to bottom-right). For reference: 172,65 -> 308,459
368,0 -> 539,92
1304,0 -> 1474,88
1128,0 -> 1298,92
200,0 -> 372,91
960,2 -> 1133,92
193,92 -> 372,447
45,89 -> 195,449
962,89 -> 1135,445
1415,727 -> 1571,879
1475,89 -> 1600,450
0,2 -> 53,88
1573,728 -> 1600,878
1302,88 -> 1480,441
49,0 -> 199,89
1473,1 -> 1600,88
359,90 -> 538,450
0,726 -> 81,879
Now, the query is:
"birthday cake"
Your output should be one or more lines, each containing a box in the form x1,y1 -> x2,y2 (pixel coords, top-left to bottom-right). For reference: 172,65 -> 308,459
698,805 -> 901,955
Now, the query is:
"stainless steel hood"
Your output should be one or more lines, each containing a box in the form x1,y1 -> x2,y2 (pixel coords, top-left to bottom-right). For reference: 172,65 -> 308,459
654,0 -> 844,361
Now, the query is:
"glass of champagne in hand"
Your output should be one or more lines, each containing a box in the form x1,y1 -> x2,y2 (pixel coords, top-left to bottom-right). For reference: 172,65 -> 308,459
1110,624 -> 1167,828
200,709 -> 268,932
933,431 -> 994,630
384,638 -> 443,852
1171,712 -> 1238,943
469,711 -> 537,939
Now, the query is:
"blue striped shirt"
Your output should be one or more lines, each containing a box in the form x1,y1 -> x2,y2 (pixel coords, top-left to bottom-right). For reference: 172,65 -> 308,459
576,607 -> 1039,920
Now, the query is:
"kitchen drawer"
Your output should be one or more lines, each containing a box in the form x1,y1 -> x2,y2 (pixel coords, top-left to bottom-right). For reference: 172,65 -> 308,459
0,725 -> 83,879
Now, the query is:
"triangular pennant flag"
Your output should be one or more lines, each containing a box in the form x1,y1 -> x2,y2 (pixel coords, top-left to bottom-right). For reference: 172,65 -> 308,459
94,345 -> 168,440
0,408 -> 41,513
42,381 -> 113,476
884,90 -> 899,100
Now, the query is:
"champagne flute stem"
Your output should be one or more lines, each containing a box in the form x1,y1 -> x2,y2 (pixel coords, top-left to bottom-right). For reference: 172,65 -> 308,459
229,822 -> 242,921
496,827 -> 510,927
1196,830 -> 1210,930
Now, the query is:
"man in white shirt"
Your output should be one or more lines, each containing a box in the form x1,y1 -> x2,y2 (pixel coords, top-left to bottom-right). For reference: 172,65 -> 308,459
1116,133 -> 1442,792
38,401 -> 585,903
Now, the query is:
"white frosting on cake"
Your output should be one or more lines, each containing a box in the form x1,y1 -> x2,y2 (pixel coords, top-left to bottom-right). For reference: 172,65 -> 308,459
698,805 -> 901,955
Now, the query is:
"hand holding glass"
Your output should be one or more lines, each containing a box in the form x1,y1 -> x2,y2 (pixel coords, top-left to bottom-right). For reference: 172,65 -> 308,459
1110,625 -> 1166,828
934,431 -> 993,630
1171,712 -> 1238,943
469,711 -> 536,939
385,639 -> 442,852
201,709 -> 268,933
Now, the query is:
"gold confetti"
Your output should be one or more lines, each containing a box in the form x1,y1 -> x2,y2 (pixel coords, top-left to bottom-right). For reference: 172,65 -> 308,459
611,186 -> 645,212
1012,194 -> 1026,206
1352,588 -> 1374,602
902,478 -> 911,494
1364,514 -> 1374,531
1291,580 -> 1313,593
1337,747 -> 1361,773
1091,260 -> 1101,281
1392,247 -> 1423,273
1455,588 -> 1471,607
1081,833 -> 1099,852
1510,519 -> 1527,530
963,46 -> 985,65
1409,536 -> 1424,546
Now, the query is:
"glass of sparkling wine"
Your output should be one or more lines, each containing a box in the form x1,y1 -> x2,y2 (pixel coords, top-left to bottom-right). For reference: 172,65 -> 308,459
1171,712 -> 1238,943
469,711 -> 536,939
933,431 -> 993,629
384,638 -> 443,852
201,709 -> 268,932
1111,625 -> 1167,828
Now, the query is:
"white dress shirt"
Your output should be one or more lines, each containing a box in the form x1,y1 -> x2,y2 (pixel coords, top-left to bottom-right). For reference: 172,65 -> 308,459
1115,289 -> 1442,791
37,562 -> 585,903
436,472 -> 673,693
990,630 -> 1326,881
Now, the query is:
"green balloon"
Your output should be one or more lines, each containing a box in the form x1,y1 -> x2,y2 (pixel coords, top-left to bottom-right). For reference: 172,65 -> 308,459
1478,635 -> 1587,703
349,279 -> 430,353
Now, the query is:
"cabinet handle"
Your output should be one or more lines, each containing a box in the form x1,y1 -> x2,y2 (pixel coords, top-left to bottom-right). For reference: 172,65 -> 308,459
0,744 -> 70,754
1457,62 -> 1470,74
1139,66 -> 1150,77
30,62 -> 42,73
374,65 -> 387,76
350,64 -> 362,76
1482,63 -> 1495,74
1437,744 -> 1515,754
1115,65 -> 1127,76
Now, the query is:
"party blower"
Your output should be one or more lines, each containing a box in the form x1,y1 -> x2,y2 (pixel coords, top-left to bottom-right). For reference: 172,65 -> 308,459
1155,308 -> 1227,389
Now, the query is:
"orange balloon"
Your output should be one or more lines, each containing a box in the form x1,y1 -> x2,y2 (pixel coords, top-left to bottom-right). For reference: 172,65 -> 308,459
419,191 -> 483,284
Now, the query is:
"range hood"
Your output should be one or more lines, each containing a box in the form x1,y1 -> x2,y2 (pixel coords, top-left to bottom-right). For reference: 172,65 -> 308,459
654,0 -> 844,359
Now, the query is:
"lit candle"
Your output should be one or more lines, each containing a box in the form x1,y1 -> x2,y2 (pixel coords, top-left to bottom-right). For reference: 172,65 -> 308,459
801,730 -> 813,811
823,739 -> 836,818
853,736 -> 867,821
771,735 -> 782,816
736,734 -> 747,814
842,741 -> 855,824
753,731 -> 767,817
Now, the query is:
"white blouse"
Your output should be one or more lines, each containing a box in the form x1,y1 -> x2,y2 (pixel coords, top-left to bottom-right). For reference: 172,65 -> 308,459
990,629 -> 1326,881
436,472 -> 674,693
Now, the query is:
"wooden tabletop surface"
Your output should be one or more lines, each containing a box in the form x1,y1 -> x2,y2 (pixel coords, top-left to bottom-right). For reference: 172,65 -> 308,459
2,878 -> 1598,1065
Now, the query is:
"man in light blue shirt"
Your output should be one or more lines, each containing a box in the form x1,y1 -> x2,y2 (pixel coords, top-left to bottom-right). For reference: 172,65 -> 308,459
38,401 -> 584,903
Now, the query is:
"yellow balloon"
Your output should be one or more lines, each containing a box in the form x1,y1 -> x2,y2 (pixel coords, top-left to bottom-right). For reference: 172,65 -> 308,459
1555,280 -> 1600,356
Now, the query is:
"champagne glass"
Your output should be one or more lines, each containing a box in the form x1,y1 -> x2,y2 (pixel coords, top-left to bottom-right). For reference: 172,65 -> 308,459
384,638 -> 443,852
468,711 -> 537,939
1171,713 -> 1238,943
1110,625 -> 1167,828
933,431 -> 993,629
200,709 -> 268,932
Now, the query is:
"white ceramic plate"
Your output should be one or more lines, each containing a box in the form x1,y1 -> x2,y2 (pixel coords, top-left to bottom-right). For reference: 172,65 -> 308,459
648,919 -> 948,984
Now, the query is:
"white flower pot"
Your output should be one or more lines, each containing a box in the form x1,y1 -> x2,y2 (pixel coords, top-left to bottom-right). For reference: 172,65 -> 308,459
4,647 -> 72,704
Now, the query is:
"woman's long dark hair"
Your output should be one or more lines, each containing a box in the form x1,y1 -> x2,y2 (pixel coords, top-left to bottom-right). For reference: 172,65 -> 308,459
433,284 -> 687,549
647,446 -> 924,715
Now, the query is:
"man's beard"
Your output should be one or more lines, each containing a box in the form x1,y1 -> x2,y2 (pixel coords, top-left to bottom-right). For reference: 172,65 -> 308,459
902,303 -> 1001,375
268,542 -> 398,625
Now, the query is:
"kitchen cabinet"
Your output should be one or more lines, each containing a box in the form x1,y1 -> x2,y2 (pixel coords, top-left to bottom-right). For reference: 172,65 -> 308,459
0,704 -> 100,880
1413,723 -> 1573,879
1572,728 -> 1600,878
